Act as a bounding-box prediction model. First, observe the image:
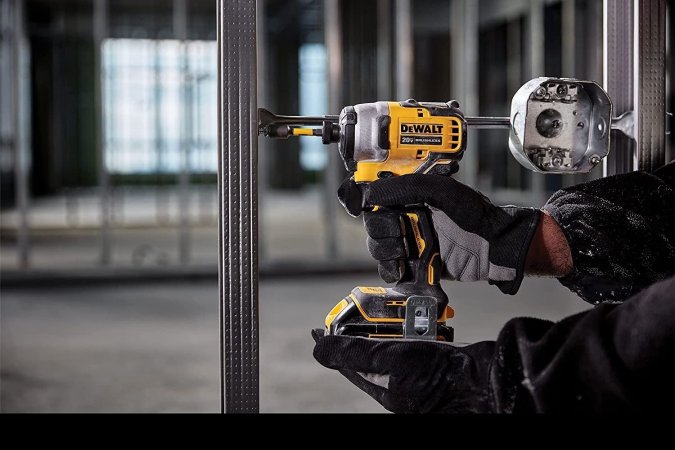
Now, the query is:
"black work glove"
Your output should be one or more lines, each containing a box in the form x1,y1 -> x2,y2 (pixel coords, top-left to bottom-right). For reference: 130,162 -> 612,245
341,174 -> 541,295
311,329 -> 495,414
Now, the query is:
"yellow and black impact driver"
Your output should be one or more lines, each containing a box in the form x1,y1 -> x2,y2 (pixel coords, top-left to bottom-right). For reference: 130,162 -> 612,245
258,78 -> 616,341
258,99 -> 470,341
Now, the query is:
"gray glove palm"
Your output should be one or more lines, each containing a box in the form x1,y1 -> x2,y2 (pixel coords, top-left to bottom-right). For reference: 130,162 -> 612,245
362,174 -> 541,294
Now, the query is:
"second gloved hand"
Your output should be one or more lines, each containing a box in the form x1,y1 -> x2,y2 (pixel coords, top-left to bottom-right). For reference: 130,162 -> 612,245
312,329 -> 495,413
360,174 -> 541,295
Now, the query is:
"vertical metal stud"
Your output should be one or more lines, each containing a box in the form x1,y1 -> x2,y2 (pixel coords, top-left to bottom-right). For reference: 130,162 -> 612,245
506,16 -> 522,190
561,0 -> 576,78
377,0 -> 392,100
560,0 -> 579,187
394,0 -> 413,99
154,40 -> 169,225
94,0 -> 111,265
12,0 -> 30,269
256,0 -> 268,261
526,0 -> 546,205
217,0 -> 259,413
603,0 -> 666,175
603,0 -> 636,175
451,0 -> 479,188
175,0 -> 191,265
634,0 -> 666,172
323,0 -> 341,260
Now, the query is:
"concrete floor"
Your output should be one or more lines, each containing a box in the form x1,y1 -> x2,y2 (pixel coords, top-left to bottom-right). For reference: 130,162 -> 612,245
1,275 -> 590,413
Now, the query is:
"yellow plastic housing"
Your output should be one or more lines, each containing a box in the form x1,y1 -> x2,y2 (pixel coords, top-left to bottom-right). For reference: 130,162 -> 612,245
354,102 -> 464,182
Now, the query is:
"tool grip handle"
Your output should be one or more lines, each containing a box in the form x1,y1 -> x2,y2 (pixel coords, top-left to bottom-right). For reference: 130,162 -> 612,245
377,205 -> 448,309
398,206 -> 441,284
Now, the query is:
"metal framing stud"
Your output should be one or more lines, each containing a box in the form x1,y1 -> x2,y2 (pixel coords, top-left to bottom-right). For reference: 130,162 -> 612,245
217,0 -> 260,413
603,0 -> 667,175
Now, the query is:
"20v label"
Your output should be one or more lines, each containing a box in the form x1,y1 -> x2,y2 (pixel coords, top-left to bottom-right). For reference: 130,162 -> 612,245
400,136 -> 442,145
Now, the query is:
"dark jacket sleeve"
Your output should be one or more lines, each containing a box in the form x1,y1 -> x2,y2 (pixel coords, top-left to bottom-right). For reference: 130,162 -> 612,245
488,275 -> 675,414
542,161 -> 675,304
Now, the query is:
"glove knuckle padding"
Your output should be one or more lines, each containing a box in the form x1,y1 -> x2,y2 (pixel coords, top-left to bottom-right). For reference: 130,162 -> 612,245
363,210 -> 402,239
378,260 -> 402,283
337,177 -> 365,217
368,236 -> 406,260
367,175 -> 494,231
313,335 -> 367,370
365,174 -> 443,207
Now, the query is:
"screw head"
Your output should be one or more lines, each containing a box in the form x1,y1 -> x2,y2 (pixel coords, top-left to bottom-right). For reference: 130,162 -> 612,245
556,84 -> 568,97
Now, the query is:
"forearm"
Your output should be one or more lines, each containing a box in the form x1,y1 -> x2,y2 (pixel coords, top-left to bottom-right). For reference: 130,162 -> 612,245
541,163 -> 674,303
524,211 -> 573,277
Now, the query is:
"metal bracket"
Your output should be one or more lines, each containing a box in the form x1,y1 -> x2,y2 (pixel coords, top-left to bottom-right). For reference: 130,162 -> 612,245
611,110 -> 673,139
403,296 -> 437,340
611,110 -> 636,140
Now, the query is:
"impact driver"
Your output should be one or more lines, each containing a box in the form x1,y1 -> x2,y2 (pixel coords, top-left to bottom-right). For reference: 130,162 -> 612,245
258,99 -> 467,341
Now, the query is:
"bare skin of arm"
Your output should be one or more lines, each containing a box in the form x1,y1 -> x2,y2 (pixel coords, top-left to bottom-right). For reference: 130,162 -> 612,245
525,211 -> 573,277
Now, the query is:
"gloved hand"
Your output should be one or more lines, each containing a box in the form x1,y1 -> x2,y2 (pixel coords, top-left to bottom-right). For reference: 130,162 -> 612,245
339,174 -> 541,294
312,329 -> 495,413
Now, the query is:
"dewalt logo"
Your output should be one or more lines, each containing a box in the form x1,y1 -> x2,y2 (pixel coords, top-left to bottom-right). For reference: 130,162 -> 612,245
400,123 -> 444,134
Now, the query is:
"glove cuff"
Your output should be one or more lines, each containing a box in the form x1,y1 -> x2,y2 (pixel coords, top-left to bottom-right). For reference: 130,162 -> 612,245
489,207 -> 541,295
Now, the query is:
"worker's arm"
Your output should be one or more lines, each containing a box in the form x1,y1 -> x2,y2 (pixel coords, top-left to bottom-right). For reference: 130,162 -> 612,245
523,211 -> 573,277
313,275 -> 675,413
359,160 -> 674,302
541,160 -> 674,303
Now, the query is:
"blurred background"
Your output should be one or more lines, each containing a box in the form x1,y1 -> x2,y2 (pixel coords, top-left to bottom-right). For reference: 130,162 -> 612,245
1,0 -> 672,412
